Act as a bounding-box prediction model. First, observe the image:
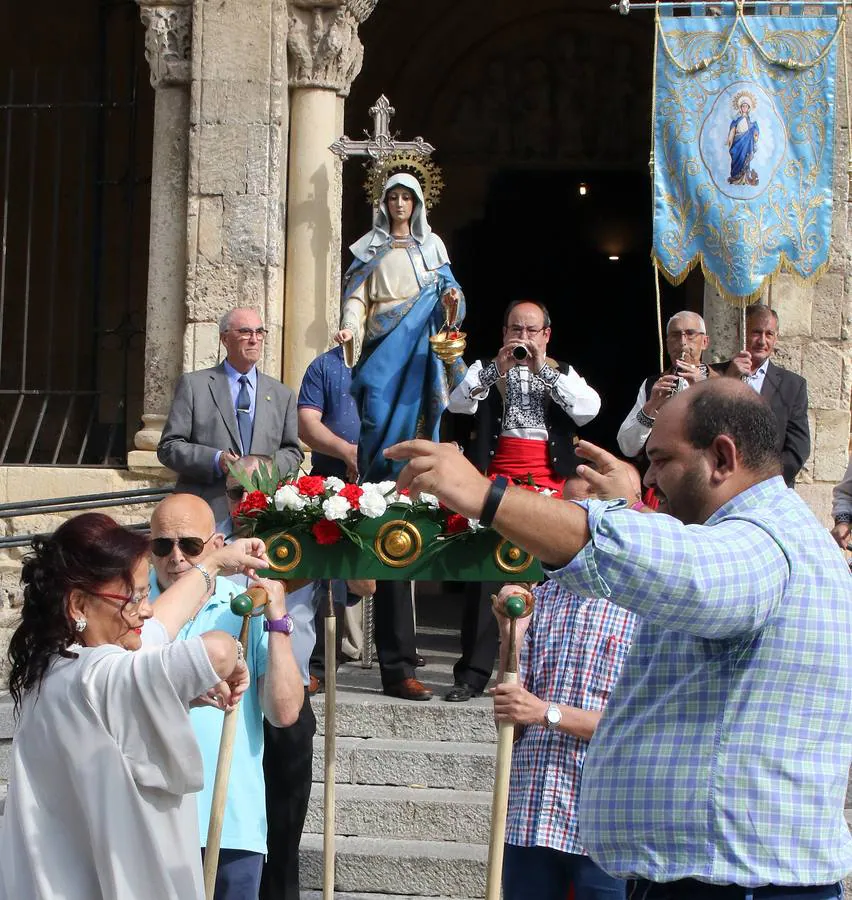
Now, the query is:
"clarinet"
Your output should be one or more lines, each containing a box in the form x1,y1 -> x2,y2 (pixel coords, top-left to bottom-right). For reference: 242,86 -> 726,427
669,350 -> 690,396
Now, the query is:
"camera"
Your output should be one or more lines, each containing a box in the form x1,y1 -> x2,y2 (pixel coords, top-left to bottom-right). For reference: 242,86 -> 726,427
512,345 -> 529,361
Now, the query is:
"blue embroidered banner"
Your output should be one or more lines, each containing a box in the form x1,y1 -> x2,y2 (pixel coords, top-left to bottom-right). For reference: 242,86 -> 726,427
652,11 -> 842,303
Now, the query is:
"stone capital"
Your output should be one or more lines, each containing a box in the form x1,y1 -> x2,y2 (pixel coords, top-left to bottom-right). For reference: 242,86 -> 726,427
288,0 -> 377,96
136,0 -> 192,89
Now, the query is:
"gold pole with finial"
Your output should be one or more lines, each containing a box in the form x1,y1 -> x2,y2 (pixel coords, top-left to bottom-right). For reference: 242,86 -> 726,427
484,590 -> 534,900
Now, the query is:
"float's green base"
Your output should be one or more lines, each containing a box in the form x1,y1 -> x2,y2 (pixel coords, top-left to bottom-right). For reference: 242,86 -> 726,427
256,511 -> 543,582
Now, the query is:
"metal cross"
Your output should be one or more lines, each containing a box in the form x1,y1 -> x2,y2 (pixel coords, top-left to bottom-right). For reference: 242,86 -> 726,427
329,94 -> 435,162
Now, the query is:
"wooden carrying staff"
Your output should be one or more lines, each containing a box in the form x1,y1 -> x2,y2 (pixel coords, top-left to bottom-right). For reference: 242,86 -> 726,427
323,580 -> 336,900
203,586 -> 268,900
484,590 -> 534,900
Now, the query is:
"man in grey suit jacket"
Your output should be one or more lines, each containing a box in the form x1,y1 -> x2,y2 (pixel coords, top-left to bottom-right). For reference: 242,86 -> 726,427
718,303 -> 810,486
158,307 -> 303,521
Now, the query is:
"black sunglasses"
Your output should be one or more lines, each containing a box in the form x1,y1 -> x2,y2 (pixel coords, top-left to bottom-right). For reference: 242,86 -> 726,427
150,534 -> 214,558
226,485 -> 247,502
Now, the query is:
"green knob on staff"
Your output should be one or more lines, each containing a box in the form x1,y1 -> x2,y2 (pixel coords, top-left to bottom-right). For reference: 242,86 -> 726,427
505,594 -> 527,619
230,593 -> 254,617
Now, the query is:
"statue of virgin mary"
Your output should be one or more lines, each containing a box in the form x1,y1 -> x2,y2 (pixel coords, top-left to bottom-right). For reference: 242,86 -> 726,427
334,172 -> 466,482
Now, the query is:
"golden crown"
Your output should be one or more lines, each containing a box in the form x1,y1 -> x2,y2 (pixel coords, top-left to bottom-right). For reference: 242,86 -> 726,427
732,90 -> 757,112
364,151 -> 445,210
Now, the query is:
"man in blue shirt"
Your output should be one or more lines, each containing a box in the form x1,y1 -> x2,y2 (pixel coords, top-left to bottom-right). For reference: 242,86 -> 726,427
387,380 -> 852,899
149,492 -> 304,900
298,346 -> 429,701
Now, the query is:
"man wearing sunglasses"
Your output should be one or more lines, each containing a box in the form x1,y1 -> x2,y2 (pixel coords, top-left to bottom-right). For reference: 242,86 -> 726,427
158,306 -> 303,523
148,492 -> 304,900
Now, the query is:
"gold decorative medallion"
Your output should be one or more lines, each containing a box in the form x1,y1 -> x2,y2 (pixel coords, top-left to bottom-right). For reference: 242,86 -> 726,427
494,538 -> 533,575
374,520 -> 423,568
266,532 -> 303,573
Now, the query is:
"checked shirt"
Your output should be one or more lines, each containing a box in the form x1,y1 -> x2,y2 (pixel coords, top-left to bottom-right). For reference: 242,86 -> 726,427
550,476 -> 852,887
506,580 -> 636,854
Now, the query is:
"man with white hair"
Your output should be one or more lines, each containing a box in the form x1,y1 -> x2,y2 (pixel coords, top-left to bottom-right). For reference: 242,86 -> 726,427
617,310 -> 715,459
158,306 -> 303,522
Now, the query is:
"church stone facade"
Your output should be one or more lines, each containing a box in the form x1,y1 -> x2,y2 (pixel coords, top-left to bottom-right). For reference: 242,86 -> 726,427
0,0 -> 849,661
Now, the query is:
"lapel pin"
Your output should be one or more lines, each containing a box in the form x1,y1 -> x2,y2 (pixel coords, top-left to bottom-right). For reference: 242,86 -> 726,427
266,395 -> 271,401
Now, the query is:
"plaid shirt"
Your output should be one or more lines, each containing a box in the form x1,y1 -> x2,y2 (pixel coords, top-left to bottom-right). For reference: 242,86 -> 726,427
550,476 -> 852,886
506,580 -> 636,854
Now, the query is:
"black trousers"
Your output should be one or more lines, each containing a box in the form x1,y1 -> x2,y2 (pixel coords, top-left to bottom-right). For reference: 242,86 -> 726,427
373,579 -> 418,687
259,689 -> 316,900
453,580 -> 501,693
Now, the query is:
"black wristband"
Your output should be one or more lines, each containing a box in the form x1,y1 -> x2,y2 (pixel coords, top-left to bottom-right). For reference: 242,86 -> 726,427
479,475 -> 509,528
835,512 -> 852,525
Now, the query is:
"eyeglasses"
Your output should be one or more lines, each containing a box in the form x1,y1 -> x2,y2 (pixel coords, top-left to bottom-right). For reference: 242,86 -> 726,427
89,589 -> 151,610
150,534 -> 214,558
506,325 -> 545,337
226,485 -> 246,502
229,327 -> 268,340
667,329 -> 705,340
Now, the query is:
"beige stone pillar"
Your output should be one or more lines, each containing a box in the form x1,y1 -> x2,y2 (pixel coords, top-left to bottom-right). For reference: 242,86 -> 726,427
282,0 -> 376,392
129,0 -> 192,472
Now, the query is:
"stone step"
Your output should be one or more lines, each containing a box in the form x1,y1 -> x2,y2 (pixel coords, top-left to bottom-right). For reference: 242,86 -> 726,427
312,736 -> 496,791
304,783 -> 492,844
299,834 -> 487,899
311,691 -> 496,744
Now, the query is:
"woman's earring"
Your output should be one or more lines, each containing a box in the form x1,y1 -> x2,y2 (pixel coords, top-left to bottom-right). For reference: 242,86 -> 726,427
74,618 -> 87,633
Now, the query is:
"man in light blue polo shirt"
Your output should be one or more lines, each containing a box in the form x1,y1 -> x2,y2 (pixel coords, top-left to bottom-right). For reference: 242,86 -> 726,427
149,492 -> 304,900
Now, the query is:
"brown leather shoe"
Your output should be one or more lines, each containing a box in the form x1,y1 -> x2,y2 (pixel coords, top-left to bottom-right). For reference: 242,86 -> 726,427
383,677 -> 433,701
308,674 -> 324,695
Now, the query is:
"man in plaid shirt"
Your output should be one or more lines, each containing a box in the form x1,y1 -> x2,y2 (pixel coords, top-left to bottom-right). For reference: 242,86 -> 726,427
492,472 -> 637,899
386,379 -> 852,900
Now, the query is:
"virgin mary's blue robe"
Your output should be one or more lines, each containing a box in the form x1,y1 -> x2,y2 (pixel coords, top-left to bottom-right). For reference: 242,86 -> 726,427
728,115 -> 759,184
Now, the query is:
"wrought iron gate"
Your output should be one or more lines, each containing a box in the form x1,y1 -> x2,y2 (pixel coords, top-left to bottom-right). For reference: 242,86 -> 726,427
0,0 -> 152,466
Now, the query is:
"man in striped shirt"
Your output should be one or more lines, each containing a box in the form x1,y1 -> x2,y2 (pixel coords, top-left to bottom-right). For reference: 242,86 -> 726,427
492,473 -> 637,900
387,379 -> 852,900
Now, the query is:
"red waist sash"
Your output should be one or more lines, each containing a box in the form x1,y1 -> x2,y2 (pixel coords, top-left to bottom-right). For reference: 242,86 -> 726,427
486,435 -> 566,493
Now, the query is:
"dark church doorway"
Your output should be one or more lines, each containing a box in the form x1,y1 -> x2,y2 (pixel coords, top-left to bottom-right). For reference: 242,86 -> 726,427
449,168 -> 701,450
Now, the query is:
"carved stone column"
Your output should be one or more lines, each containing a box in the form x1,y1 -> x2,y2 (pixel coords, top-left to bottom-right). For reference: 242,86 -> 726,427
128,0 -> 192,472
283,0 -> 377,392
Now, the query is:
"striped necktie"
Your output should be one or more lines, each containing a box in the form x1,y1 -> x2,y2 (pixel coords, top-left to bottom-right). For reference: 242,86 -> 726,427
236,375 -> 253,454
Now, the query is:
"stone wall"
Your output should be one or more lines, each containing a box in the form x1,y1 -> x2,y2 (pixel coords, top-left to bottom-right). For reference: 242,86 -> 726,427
184,0 -> 289,377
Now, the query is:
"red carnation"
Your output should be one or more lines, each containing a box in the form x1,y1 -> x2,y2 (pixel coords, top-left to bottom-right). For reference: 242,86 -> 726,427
296,475 -> 326,497
312,519 -> 342,545
338,483 -> 363,509
445,513 -> 470,534
235,490 -> 268,517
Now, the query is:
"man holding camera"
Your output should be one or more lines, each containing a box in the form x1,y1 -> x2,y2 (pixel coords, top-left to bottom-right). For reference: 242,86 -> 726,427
444,299 -> 600,702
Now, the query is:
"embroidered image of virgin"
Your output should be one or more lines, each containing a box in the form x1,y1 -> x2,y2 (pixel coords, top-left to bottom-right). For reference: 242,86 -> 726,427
726,91 -> 760,186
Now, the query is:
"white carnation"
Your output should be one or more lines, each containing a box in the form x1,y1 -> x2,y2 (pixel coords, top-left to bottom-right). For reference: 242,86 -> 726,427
274,484 -> 306,512
467,517 -> 482,531
375,480 -> 398,496
359,490 -> 388,518
324,476 -> 345,493
322,495 -> 351,520
392,493 -> 412,506
418,492 -> 440,508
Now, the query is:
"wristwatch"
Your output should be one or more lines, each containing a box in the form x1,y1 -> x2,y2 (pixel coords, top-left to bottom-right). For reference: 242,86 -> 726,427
544,703 -> 562,730
263,614 -> 294,635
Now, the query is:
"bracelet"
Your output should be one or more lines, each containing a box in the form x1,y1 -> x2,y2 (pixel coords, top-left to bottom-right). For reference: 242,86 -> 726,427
480,475 -> 509,529
636,408 -> 656,429
835,512 -> 852,525
192,563 -> 213,593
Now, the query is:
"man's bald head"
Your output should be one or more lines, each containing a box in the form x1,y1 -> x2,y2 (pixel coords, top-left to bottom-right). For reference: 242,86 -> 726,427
150,493 -> 222,589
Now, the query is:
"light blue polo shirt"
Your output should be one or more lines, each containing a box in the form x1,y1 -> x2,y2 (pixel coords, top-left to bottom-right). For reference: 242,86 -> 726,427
149,571 -> 268,854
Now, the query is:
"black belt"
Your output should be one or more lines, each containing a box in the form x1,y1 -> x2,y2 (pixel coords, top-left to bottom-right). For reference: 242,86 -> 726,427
627,879 -> 842,900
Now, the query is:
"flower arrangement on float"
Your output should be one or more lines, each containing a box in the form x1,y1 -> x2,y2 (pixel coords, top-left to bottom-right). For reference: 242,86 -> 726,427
231,463 -> 550,581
